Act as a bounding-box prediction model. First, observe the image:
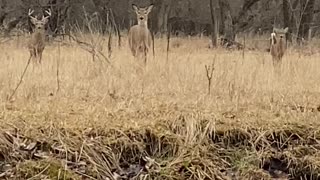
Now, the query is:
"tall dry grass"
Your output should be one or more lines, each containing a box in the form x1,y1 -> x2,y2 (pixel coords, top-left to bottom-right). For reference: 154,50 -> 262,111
0,34 -> 319,179
2,35 -> 320,125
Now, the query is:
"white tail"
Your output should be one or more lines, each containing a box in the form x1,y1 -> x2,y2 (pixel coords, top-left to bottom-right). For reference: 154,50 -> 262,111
28,9 -> 51,64
270,27 -> 288,68
128,4 -> 154,64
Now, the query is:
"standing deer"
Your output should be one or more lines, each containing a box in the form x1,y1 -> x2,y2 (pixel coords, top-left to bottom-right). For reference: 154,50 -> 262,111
28,9 -> 51,64
128,4 -> 154,65
270,27 -> 288,68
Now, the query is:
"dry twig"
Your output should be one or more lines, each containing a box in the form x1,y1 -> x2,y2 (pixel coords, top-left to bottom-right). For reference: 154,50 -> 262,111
205,59 -> 215,95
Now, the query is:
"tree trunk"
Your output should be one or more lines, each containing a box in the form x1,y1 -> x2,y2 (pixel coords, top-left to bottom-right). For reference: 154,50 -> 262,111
209,0 -> 219,47
218,0 -> 225,35
283,0 -> 292,42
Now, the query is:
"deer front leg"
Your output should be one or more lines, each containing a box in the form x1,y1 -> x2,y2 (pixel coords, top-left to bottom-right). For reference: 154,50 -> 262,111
39,52 -> 42,64
144,48 -> 147,65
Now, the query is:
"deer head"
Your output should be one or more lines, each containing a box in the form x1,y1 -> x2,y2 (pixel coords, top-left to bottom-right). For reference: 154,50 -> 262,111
132,4 -> 154,26
28,9 -> 51,31
272,27 -> 289,41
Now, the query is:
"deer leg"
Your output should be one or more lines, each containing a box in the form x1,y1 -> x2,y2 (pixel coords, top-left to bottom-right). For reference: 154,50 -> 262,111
272,58 -> 276,68
272,56 -> 279,68
34,49 -> 39,64
273,57 -> 282,75
143,48 -> 147,65
31,49 -> 38,70
144,48 -> 147,65
30,51 -> 35,72
131,47 -> 137,57
37,48 -> 43,64
39,52 -> 42,64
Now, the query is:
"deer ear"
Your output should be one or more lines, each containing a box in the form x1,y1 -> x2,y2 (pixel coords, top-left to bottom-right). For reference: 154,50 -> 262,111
284,27 -> 289,33
146,4 -> 154,13
132,4 -> 139,12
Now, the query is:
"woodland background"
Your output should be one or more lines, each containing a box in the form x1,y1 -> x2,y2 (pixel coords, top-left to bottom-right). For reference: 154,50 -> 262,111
0,0 -> 319,43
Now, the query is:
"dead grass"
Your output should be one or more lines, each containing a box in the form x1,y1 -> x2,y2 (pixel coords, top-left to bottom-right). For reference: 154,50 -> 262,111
0,34 -> 319,179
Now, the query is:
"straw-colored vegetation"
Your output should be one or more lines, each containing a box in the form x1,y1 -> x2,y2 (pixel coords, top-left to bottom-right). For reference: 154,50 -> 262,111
0,34 -> 319,179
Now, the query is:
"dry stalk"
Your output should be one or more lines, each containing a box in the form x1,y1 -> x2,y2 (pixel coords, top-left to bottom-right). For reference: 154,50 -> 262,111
204,60 -> 215,95
152,31 -> 155,58
166,24 -> 170,63
242,35 -> 246,60
8,55 -> 32,101
56,42 -> 61,93
108,28 -> 112,59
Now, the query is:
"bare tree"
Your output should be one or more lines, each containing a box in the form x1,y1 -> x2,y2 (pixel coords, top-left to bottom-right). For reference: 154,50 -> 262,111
283,0 -> 293,42
297,0 -> 316,43
47,0 -> 71,36
0,0 -> 318,40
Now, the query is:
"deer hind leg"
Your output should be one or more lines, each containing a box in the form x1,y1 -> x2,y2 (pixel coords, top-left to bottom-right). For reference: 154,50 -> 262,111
130,46 -> 137,57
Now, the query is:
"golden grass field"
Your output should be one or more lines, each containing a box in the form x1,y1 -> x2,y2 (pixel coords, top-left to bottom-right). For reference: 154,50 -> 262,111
0,34 -> 319,179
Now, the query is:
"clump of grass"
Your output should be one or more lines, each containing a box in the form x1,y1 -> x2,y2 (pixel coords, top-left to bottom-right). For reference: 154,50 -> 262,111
15,159 -> 79,179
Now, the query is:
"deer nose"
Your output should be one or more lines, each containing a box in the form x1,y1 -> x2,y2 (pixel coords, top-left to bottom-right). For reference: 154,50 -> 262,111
139,17 -> 144,20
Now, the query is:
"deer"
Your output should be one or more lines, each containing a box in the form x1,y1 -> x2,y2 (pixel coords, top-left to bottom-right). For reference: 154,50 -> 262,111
28,9 -> 51,64
270,27 -> 288,69
128,4 -> 154,65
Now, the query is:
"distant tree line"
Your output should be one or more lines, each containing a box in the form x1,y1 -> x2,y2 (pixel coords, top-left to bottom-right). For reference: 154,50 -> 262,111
0,0 -> 319,44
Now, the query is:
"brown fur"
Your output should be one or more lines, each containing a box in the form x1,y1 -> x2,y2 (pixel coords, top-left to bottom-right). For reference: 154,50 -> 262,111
28,9 -> 51,64
270,27 -> 288,68
128,4 -> 153,64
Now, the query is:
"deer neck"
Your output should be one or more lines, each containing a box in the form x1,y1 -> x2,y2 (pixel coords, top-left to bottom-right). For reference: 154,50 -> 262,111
279,38 -> 286,50
138,21 -> 148,28
34,29 -> 45,35
32,30 -> 45,42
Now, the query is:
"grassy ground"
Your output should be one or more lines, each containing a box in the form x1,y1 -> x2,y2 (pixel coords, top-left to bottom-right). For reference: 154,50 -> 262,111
0,34 -> 319,179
